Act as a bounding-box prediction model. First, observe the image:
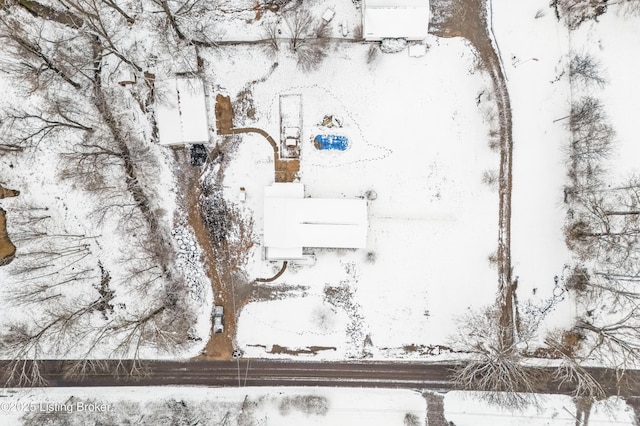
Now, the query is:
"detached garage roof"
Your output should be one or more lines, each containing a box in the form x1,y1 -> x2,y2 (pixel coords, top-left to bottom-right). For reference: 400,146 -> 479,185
155,78 -> 209,146
264,183 -> 368,260
363,0 -> 430,41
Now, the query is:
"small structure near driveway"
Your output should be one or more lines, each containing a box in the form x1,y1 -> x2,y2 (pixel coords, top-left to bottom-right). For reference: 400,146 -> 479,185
155,77 -> 209,146
362,0 -> 430,41
263,183 -> 368,260
279,94 -> 302,159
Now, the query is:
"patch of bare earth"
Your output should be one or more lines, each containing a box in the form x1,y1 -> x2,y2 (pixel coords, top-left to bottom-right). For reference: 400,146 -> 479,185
248,344 -> 337,356
250,283 -> 308,301
173,149 -> 235,360
395,344 -> 459,357
0,208 -> 16,266
423,392 -> 450,426
0,186 -> 19,266
275,158 -> 300,183
431,0 -> 515,348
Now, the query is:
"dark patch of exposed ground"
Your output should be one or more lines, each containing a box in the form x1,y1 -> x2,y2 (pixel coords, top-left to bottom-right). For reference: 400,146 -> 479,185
0,186 -> 20,266
423,391 -> 450,426
247,344 -> 337,356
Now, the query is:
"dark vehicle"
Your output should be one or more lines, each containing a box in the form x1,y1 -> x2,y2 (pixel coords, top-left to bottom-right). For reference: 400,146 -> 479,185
190,144 -> 207,166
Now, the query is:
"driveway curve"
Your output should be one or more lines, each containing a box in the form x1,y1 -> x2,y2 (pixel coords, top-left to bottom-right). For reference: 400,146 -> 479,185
431,0 -> 515,348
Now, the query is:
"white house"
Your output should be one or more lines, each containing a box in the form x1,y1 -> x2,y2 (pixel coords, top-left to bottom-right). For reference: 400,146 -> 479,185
263,183 -> 368,260
155,77 -> 209,146
362,0 -> 430,41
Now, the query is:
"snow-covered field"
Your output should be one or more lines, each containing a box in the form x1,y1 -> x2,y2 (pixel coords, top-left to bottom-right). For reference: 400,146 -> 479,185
445,392 -> 636,426
492,0 -> 574,335
0,387 -> 426,425
492,0 -> 640,343
214,35 -> 501,358
1,0 -> 640,424
1,387 -> 637,426
575,7 -> 640,180
206,0 -> 640,360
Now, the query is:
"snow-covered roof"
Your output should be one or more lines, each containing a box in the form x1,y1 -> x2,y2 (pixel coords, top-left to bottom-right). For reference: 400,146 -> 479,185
263,183 -> 368,260
362,0 -> 430,41
155,77 -> 209,146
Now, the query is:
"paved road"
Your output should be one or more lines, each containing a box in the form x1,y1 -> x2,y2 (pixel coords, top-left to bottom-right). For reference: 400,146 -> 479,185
2,360 -> 639,396
0,360 -> 454,391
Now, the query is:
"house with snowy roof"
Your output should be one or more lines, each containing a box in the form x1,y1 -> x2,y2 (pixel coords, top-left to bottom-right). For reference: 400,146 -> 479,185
263,183 -> 368,260
362,0 -> 430,41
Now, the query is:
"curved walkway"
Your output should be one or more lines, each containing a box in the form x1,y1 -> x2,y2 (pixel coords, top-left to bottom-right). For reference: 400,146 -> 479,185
255,261 -> 288,283
215,94 -> 300,183
230,127 -> 278,154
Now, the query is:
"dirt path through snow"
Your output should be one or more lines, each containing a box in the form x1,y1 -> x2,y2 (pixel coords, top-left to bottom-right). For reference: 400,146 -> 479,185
431,0 -> 516,348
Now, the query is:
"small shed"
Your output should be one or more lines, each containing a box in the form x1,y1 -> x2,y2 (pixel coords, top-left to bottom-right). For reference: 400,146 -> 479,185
155,77 -> 209,146
362,0 -> 430,41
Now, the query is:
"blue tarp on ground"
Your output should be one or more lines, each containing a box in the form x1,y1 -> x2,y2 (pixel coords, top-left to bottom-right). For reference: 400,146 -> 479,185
314,134 -> 349,151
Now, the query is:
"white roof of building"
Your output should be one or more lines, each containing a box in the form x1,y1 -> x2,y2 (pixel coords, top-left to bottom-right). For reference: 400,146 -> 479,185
263,183 -> 368,259
363,0 -> 429,41
155,78 -> 209,146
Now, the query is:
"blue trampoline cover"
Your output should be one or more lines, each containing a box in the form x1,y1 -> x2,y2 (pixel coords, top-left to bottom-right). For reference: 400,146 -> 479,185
314,134 -> 349,151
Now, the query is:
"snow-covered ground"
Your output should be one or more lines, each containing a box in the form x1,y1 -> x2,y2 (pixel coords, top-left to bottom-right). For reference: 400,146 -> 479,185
491,0 -> 575,340
1,387 -> 637,426
212,0 -> 363,42
0,67 -> 212,359
572,7 -> 640,180
213,35 -> 501,358
492,0 -> 640,337
0,387 -> 426,425
445,392 -> 636,425
211,0 -> 640,360
492,0 -> 640,346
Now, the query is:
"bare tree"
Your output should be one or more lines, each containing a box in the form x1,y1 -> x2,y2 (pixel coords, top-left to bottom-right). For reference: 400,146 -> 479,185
0,13 -> 88,91
149,0 -> 223,46
0,0 -> 200,380
284,8 -> 314,52
54,0 -> 143,71
296,43 -> 327,72
450,307 -> 548,408
621,0 -> 640,15
543,334 -> 607,399
570,52 -> 607,88
282,8 -> 328,71
551,0 -> 609,29
263,17 -> 280,53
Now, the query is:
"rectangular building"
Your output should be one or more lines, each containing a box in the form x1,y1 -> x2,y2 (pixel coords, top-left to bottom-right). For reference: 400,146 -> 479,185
362,0 -> 430,41
155,77 -> 209,146
264,183 -> 368,260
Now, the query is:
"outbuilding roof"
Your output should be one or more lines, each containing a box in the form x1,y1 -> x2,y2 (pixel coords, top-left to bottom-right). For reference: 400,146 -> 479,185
155,78 -> 209,146
362,0 -> 430,41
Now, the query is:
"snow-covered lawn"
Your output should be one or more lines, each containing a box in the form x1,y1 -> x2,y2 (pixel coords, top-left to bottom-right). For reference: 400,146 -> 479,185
576,8 -> 640,180
491,0 -> 575,339
492,0 -> 640,343
212,37 -> 501,358
0,387 -> 426,425
2,387 -> 637,426
445,392 -> 636,425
